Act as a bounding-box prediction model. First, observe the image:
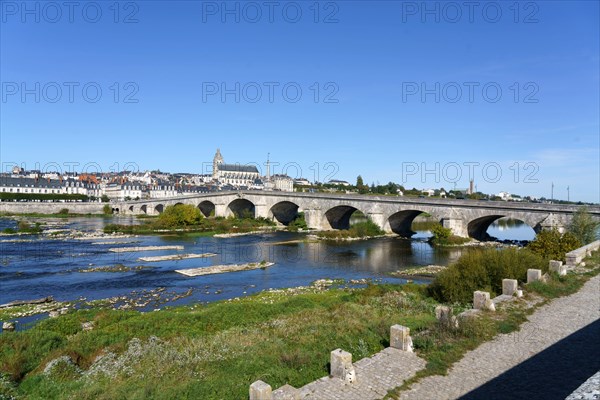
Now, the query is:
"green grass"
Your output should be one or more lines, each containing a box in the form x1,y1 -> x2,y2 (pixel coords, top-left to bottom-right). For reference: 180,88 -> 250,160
104,214 -> 276,236
0,285 -> 435,399
317,220 -> 385,239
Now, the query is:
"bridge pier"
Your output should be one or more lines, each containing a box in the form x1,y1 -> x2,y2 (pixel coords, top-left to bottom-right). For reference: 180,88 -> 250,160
442,218 -> 468,238
214,203 -> 229,218
304,209 -> 329,231
254,204 -> 269,219
367,212 -> 392,233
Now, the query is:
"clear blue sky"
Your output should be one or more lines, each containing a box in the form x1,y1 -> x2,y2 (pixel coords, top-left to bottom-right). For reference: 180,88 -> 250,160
1,1 -> 598,202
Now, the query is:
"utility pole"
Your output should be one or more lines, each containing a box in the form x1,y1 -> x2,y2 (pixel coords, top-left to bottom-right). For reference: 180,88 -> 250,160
567,186 -> 570,202
551,182 -> 554,203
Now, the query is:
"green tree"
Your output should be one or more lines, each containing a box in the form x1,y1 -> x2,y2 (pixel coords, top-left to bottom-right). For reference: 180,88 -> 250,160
356,175 -> 364,187
101,195 -> 110,203
527,229 -> 582,260
158,204 -> 203,227
568,207 -> 599,244
356,175 -> 368,194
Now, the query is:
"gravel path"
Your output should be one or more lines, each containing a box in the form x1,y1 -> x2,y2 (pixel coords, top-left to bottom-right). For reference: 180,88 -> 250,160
399,274 -> 600,400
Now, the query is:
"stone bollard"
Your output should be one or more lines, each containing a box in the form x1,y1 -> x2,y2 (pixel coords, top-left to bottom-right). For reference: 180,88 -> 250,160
527,269 -> 542,283
250,380 -> 272,400
330,349 -> 356,383
390,324 -> 413,352
473,291 -> 490,310
502,279 -> 518,296
272,384 -> 300,400
2,321 -> 15,332
435,305 -> 451,322
549,260 -> 567,276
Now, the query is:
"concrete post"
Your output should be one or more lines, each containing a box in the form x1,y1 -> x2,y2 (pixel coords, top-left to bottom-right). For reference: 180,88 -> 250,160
549,260 -> 567,276
473,291 -> 490,310
502,279 -> 518,296
330,349 -> 356,383
272,385 -> 299,400
250,380 -> 272,400
527,269 -> 542,283
435,305 -> 452,323
390,324 -> 413,352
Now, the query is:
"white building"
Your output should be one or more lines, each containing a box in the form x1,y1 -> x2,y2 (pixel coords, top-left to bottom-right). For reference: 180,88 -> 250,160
104,182 -> 144,201
273,174 -> 294,192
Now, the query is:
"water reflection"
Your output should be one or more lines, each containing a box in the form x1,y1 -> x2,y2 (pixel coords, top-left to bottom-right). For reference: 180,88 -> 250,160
486,218 -> 535,241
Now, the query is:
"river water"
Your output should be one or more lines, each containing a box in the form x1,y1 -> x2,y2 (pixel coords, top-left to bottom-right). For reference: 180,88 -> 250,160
0,217 -> 534,307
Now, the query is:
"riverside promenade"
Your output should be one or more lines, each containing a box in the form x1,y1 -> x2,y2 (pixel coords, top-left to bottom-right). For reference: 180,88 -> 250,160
399,273 -> 600,400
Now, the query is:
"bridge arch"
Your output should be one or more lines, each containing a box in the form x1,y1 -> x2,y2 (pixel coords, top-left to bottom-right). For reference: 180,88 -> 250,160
154,204 -> 164,214
268,201 -> 299,225
198,200 -> 215,218
324,205 -> 367,230
467,215 -> 537,241
140,204 -> 147,214
227,198 -> 255,218
128,205 -> 134,213
387,210 -> 431,237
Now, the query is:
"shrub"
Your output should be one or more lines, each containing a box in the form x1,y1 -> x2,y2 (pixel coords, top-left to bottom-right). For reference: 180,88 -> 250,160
429,225 -> 470,246
157,204 -> 203,228
103,204 -> 112,215
317,219 -> 384,239
568,207 -> 599,244
57,208 -> 69,215
527,229 -> 582,261
288,212 -> 308,232
428,248 -> 546,303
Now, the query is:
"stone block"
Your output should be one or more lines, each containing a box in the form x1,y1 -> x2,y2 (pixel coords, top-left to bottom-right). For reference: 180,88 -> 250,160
330,349 -> 355,383
250,380 -> 272,400
527,269 -> 542,284
435,305 -> 451,322
390,324 -> 413,352
502,279 -> 518,296
516,289 -> 523,298
484,299 -> 496,312
473,291 -> 490,310
272,384 -> 299,400
549,260 -> 567,276
549,260 -> 563,269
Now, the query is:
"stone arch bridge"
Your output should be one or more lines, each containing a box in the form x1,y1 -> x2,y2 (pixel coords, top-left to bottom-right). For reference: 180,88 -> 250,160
116,191 -> 600,240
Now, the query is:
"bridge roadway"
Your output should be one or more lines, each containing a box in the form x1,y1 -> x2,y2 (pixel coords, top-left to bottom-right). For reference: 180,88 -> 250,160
116,191 -> 600,240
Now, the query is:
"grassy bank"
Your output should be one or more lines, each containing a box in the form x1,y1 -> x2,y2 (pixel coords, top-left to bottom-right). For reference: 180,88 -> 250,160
0,284 -> 436,399
103,204 -> 276,236
317,220 -> 385,240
